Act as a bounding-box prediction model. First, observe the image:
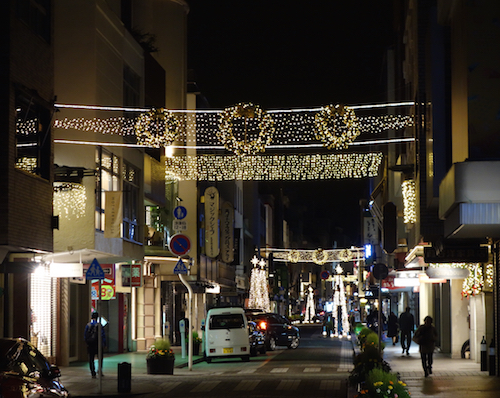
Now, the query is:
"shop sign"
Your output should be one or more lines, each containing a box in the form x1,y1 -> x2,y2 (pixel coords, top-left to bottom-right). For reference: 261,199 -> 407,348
84,263 -> 116,300
104,191 -> 122,238
204,186 -> 220,258
220,201 -> 234,264
122,263 -> 142,287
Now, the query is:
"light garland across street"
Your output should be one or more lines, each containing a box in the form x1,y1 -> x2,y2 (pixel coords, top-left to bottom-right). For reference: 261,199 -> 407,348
270,247 -> 365,264
50,102 -> 415,153
165,152 -> 383,181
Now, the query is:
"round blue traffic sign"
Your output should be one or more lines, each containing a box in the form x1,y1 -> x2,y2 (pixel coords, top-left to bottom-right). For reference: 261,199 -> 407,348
169,233 -> 191,256
173,206 -> 187,220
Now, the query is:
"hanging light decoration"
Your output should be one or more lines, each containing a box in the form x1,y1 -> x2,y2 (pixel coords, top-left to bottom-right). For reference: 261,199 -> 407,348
165,152 -> 383,181
402,179 -> 417,224
135,108 -> 182,147
314,104 -> 360,149
217,103 -> 274,155
271,247 -> 365,263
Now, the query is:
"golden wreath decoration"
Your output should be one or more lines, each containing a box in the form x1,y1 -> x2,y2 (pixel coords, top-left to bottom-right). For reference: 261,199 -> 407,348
337,248 -> 353,262
135,108 -> 181,148
218,103 -> 275,156
288,250 -> 300,263
314,104 -> 360,149
312,248 -> 329,265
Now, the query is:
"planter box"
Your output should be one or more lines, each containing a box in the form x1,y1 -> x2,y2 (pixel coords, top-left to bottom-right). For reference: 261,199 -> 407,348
146,357 -> 175,375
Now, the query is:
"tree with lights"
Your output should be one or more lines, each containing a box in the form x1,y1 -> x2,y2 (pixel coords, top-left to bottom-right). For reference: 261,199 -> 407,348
332,265 -> 350,337
248,256 -> 270,312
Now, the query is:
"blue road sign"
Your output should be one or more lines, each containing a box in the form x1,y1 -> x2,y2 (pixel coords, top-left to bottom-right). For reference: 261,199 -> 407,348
173,206 -> 187,220
86,258 -> 105,280
173,258 -> 188,274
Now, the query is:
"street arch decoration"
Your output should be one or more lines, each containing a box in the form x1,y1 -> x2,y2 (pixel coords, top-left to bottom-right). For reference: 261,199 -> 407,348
52,102 -> 414,152
270,247 -> 365,264
49,102 -> 414,180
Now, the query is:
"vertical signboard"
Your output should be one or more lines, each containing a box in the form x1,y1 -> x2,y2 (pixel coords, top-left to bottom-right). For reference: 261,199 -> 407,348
220,201 -> 234,264
204,186 -> 220,258
364,217 -> 378,245
104,191 -> 122,238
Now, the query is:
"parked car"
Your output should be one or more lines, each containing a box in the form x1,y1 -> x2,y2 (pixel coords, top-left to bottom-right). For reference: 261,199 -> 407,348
248,321 -> 266,356
0,338 -> 68,398
203,307 -> 250,362
247,313 -> 300,350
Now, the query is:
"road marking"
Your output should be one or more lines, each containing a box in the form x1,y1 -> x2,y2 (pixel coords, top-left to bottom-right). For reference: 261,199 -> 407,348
238,368 -> 257,374
234,380 -> 260,391
319,379 -> 341,390
190,381 -> 220,392
277,380 -> 301,390
270,367 -> 289,373
158,381 -> 181,392
304,367 -> 321,372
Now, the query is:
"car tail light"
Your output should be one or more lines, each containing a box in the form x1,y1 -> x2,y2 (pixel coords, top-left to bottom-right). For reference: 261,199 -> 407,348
209,349 -> 216,353
258,321 -> 267,330
241,347 -> 247,352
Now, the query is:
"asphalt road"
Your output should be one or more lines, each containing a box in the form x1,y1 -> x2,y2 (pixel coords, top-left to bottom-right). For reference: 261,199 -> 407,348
137,324 -> 351,398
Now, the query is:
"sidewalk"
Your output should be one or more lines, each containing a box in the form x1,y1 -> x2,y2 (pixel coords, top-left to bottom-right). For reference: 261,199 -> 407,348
58,346 -> 206,397
380,340 -> 500,398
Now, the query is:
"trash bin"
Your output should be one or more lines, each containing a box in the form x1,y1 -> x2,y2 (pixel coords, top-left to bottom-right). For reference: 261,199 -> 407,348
118,362 -> 131,393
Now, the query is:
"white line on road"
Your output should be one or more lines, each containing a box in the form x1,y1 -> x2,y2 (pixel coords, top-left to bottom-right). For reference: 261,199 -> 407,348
234,380 -> 261,391
190,381 -> 220,392
277,380 -> 301,390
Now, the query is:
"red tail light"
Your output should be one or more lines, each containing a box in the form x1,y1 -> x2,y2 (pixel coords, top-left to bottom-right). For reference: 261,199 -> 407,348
258,321 -> 267,330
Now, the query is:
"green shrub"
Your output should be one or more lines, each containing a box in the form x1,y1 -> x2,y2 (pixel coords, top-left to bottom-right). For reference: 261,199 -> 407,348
349,344 -> 392,386
357,368 -> 411,398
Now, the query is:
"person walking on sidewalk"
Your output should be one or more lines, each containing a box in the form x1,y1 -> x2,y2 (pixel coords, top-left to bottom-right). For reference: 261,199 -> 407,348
413,315 -> 438,377
387,312 -> 399,346
399,306 -> 415,355
84,311 -> 106,378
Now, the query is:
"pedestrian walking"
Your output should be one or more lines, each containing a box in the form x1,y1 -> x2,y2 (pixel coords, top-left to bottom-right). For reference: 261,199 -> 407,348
413,315 -> 438,377
84,311 -> 106,378
399,306 -> 415,355
387,311 -> 399,345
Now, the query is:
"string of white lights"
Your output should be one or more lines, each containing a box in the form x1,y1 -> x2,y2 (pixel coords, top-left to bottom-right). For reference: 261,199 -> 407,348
54,100 -> 414,113
165,153 -> 383,181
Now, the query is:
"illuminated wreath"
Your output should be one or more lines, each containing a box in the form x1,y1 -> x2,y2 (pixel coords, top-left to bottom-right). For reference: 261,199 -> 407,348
337,249 -> 353,262
218,103 -> 274,156
288,250 -> 300,263
312,248 -> 329,265
314,104 -> 360,149
135,108 -> 181,148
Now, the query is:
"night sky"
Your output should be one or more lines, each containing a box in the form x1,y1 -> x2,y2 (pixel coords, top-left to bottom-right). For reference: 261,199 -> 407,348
186,1 -> 394,247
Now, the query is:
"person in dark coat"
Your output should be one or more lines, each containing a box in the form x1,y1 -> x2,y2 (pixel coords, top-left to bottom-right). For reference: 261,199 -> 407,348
399,306 -> 415,355
84,311 -> 106,378
387,312 -> 399,345
413,315 -> 438,377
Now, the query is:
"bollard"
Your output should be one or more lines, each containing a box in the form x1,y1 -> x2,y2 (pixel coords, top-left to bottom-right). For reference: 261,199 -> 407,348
118,362 -> 131,393
481,336 -> 487,371
489,338 -> 496,376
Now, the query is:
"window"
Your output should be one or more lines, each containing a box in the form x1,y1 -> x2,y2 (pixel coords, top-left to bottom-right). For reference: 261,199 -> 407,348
16,0 -> 51,42
209,314 -> 245,330
123,161 -> 140,243
95,148 -> 120,232
15,94 -> 51,179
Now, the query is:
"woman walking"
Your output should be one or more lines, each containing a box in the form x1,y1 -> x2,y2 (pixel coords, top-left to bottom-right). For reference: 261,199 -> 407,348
413,316 -> 438,377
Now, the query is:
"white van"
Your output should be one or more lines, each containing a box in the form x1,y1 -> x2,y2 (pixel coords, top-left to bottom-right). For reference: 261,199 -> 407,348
203,307 -> 250,362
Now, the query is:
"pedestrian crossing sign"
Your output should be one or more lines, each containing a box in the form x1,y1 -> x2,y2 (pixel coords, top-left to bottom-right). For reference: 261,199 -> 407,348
173,258 -> 188,274
86,258 -> 105,280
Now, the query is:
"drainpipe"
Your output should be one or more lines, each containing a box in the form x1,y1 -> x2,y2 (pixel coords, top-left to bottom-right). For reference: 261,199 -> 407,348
178,273 -> 193,371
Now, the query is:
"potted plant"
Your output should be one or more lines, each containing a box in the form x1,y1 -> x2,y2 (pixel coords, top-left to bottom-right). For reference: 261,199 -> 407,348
146,338 -> 175,375
186,331 -> 202,355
